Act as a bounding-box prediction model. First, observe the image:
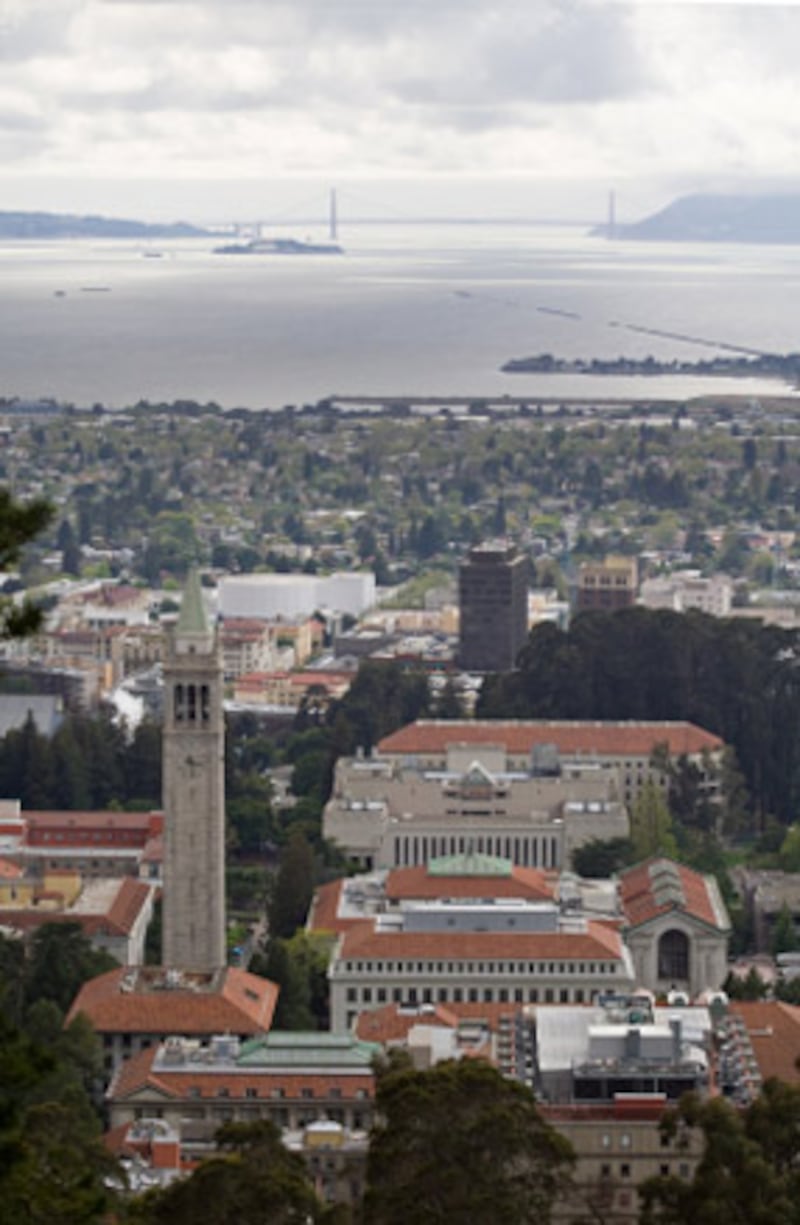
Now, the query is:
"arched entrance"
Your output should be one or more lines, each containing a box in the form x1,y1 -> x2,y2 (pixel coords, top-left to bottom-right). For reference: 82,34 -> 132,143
658,928 -> 690,982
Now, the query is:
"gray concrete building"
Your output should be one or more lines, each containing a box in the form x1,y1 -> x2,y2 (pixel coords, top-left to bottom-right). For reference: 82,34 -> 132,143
162,571 -> 226,972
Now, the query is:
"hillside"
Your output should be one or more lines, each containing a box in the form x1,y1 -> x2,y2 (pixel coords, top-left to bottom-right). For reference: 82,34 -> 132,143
599,193 -> 800,243
0,211 -> 211,239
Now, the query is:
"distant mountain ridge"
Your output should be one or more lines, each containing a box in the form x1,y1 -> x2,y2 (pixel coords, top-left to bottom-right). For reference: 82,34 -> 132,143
0,211 -> 211,239
600,194 -> 800,244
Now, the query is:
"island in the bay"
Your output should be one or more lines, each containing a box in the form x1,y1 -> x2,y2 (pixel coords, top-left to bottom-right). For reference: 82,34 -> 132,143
597,193 -> 800,244
0,211 -> 211,239
501,350 -> 800,385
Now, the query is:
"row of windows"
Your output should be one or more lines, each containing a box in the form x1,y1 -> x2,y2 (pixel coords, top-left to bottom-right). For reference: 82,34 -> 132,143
599,1162 -> 691,1180
36,831 -> 143,844
185,1084 -> 370,1101
134,1105 -> 368,1129
343,959 -> 611,975
345,983 -> 594,1007
393,834 -> 560,868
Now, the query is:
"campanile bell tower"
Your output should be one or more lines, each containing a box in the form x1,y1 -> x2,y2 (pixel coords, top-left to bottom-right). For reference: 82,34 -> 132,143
162,570 -> 226,971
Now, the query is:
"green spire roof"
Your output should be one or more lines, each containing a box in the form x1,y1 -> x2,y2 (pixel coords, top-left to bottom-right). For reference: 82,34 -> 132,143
176,568 -> 210,636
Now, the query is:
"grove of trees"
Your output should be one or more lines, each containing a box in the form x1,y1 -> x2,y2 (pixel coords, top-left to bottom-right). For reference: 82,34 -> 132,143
479,607 -> 800,829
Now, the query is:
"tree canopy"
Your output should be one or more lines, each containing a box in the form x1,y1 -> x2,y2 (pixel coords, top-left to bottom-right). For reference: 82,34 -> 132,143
640,1080 -> 800,1225
0,488 -> 53,638
127,1120 -> 325,1225
479,607 -> 800,827
363,1056 -> 574,1225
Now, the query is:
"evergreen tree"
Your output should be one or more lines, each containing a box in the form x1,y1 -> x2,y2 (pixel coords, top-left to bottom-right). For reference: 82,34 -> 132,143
640,1081 -> 800,1225
771,903 -> 798,957
128,1120 -> 323,1224
267,831 -> 315,940
364,1056 -> 574,1225
0,489 -> 53,639
629,781 -> 679,861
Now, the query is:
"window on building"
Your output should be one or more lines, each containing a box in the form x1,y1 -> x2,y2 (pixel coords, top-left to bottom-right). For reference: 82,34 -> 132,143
620,1163 -> 631,1178
658,929 -> 690,981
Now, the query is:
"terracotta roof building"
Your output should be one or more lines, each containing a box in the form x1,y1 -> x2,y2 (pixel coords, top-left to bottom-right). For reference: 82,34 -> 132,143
722,1000 -> 800,1098
107,1031 -> 379,1136
2,808 -> 164,878
377,719 -> 722,785
619,858 -> 731,998
324,731 -> 631,871
0,874 -> 155,965
354,999 -> 521,1076
69,964 -> 279,1079
328,893 -> 633,1030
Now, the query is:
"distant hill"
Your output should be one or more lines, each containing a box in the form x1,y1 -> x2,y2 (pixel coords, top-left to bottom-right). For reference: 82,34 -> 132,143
0,211 -> 211,239
598,194 -> 800,244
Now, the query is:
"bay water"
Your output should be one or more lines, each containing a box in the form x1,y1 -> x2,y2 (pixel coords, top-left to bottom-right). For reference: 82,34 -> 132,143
0,222 -> 798,410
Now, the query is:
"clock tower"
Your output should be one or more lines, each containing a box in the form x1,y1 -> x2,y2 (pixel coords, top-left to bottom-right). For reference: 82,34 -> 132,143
162,570 -> 226,971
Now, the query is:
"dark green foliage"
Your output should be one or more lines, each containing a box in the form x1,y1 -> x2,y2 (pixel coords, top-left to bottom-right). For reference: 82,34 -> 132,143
329,660 -> 431,755
254,931 -> 330,1030
722,968 -> 768,1001
479,608 -> 800,826
267,831 -> 315,939
0,710 -> 162,812
640,1081 -> 800,1225
0,1008 -> 117,1225
363,1056 -> 574,1225
23,923 -> 118,1014
0,489 -> 53,639
0,924 -> 116,1029
771,903 -> 798,956
128,1120 -> 323,1224
571,836 -> 634,878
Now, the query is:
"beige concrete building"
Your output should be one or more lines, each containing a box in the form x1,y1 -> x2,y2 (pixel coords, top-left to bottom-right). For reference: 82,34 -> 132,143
619,859 -> 731,998
328,896 -> 635,1031
323,740 -> 629,871
376,719 -> 724,808
107,1031 -> 379,1135
576,556 -> 638,612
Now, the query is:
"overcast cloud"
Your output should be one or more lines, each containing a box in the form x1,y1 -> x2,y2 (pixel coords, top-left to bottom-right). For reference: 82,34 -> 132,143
0,0 -> 798,221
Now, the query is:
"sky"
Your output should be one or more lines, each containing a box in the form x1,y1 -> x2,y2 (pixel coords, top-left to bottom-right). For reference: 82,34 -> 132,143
0,0 -> 799,225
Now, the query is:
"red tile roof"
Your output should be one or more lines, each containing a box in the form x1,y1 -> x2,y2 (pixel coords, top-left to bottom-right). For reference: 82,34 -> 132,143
337,919 -> 624,962
106,878 -> 153,935
111,1045 -> 374,1102
619,858 -> 726,930
24,810 -> 163,839
307,880 -> 373,936
729,1001 -> 800,1084
0,877 -> 153,938
377,720 -> 723,758
384,864 -> 555,903
68,966 -> 279,1035
355,1000 -> 519,1044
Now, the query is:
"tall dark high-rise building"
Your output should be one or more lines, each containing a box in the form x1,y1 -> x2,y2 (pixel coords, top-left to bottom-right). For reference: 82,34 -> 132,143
458,542 -> 530,672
